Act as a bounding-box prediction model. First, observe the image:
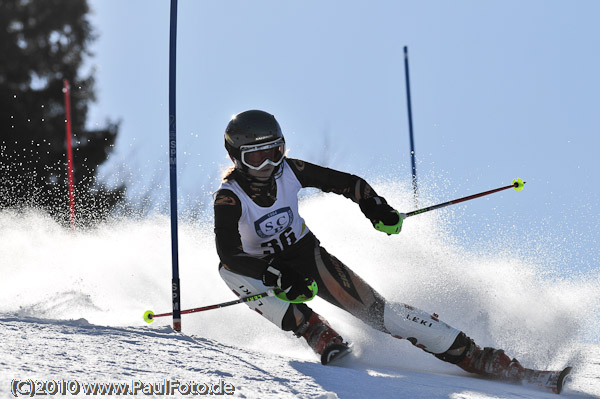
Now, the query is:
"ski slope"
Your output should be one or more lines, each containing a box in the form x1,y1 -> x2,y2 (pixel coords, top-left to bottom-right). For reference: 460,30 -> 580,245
1,181 -> 599,398
1,316 -> 598,398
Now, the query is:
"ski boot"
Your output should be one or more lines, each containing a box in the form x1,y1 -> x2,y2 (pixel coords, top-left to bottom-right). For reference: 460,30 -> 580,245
295,312 -> 351,365
457,345 -> 525,381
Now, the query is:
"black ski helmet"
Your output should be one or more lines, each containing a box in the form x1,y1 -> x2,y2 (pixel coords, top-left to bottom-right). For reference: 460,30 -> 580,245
224,110 -> 286,178
224,110 -> 284,160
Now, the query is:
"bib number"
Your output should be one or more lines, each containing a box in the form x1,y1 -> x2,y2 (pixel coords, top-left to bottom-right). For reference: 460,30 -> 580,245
261,226 -> 297,254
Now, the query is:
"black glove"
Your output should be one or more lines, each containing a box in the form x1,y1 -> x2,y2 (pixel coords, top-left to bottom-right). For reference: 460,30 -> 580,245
262,264 -> 315,302
359,196 -> 400,226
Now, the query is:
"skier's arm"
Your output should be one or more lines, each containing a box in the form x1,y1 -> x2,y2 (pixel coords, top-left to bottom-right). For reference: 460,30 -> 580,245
213,189 -> 269,279
286,158 -> 376,203
286,158 -> 403,233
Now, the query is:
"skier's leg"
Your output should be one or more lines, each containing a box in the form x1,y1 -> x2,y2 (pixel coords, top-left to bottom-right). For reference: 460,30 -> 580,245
219,264 -> 346,359
310,244 -> 524,377
310,243 -> 458,354
293,311 -> 349,364
219,264 -> 300,329
384,306 -> 525,379
309,244 -> 388,331
436,332 -> 525,380
381,301 -> 461,354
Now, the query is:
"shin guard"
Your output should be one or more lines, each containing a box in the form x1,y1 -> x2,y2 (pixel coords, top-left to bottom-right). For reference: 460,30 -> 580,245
383,302 -> 460,354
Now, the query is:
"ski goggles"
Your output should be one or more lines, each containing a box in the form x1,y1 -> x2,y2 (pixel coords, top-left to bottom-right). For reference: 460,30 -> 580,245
239,138 -> 285,170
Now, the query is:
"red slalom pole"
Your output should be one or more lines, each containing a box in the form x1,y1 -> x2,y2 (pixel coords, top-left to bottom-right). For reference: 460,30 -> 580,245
405,179 -> 525,218
63,80 -> 76,230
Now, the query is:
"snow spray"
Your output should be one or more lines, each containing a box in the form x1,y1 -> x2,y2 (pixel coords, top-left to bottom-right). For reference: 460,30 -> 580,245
0,179 -> 598,372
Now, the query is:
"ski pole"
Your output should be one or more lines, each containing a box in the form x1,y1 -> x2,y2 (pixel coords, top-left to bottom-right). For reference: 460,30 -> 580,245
404,178 -> 525,218
143,290 -> 274,323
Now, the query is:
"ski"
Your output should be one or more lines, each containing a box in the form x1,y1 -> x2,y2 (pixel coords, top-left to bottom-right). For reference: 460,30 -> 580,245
321,343 -> 353,365
522,366 -> 572,394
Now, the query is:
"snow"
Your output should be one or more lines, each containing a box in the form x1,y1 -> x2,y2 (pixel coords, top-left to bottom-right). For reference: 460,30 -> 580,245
1,182 -> 599,398
1,316 -> 598,398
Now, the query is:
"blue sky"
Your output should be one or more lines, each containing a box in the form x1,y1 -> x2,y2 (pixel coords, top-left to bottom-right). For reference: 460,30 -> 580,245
85,1 -> 599,274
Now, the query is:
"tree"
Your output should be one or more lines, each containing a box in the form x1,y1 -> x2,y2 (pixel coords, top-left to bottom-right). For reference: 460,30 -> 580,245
0,0 -> 124,225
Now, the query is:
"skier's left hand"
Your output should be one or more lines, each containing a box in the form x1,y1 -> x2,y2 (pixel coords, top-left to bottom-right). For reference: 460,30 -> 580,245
359,196 -> 404,235
374,211 -> 405,235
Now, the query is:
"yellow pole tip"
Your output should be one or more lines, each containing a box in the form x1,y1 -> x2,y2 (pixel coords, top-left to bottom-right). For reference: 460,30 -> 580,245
143,310 -> 155,323
512,178 -> 525,191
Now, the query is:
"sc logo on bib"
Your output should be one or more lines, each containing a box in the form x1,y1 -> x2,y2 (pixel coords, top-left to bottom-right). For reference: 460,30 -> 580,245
254,207 -> 293,238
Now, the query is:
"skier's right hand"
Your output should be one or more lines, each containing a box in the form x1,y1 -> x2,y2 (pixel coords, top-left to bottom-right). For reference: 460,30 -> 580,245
262,264 -> 318,303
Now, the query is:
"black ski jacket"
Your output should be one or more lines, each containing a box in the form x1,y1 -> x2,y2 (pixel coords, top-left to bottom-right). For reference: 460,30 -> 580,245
213,158 -> 381,280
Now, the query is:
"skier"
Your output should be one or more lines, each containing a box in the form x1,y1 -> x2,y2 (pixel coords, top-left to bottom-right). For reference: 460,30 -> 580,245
213,109 -> 525,377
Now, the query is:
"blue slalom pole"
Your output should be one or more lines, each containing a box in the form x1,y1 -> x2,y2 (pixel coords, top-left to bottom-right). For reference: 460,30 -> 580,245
404,46 -> 418,206
168,0 -> 181,332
